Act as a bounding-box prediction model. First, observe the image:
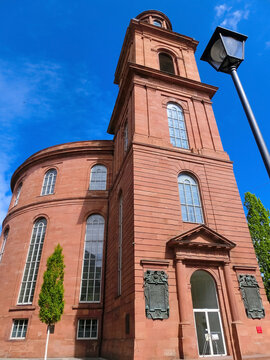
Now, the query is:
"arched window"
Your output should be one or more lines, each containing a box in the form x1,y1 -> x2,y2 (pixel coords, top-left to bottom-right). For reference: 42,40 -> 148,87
14,182 -> 22,206
191,270 -> 227,356
41,169 -> 57,196
159,53 -> 175,74
89,165 -> 107,190
0,228 -> 9,263
178,173 -> 203,223
167,103 -> 189,149
80,214 -> 105,302
124,122 -> 128,153
153,19 -> 162,27
18,218 -> 47,304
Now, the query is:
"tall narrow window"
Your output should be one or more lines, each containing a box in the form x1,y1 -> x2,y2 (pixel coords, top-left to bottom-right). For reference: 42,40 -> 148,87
41,169 -> 57,196
118,195 -> 123,296
18,218 -> 47,304
191,270 -> 227,356
167,103 -> 189,149
89,165 -> 107,190
159,53 -> 175,74
178,173 -> 204,223
0,228 -> 9,263
14,183 -> 22,206
124,122 -> 128,153
80,214 -> 104,302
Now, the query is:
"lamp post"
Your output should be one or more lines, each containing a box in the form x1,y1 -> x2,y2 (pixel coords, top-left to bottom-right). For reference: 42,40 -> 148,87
201,26 -> 270,178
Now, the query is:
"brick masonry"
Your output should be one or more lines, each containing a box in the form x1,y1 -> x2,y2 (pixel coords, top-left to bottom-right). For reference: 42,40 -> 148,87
0,10 -> 270,360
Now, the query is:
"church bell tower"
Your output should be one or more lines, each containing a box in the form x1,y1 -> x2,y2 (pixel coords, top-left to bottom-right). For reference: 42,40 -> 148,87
102,10 -> 270,360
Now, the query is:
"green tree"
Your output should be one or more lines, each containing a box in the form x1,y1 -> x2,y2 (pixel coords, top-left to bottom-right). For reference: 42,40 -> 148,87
244,192 -> 270,301
38,244 -> 65,360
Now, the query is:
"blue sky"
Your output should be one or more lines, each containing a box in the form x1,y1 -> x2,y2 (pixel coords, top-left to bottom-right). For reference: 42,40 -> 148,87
0,0 -> 269,226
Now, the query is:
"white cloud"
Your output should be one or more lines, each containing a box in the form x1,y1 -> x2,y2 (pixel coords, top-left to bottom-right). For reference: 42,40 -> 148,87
0,60 -> 63,126
221,10 -> 249,30
0,58 -> 114,229
215,4 -> 232,17
214,2 -> 250,30
265,41 -> 270,49
0,60 -> 65,229
221,9 -> 250,30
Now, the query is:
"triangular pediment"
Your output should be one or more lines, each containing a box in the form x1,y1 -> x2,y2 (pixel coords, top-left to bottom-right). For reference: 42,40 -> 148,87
167,225 -> 236,250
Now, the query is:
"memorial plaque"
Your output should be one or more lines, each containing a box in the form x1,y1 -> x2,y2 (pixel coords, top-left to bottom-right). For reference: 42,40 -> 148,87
238,274 -> 265,319
144,270 -> 169,319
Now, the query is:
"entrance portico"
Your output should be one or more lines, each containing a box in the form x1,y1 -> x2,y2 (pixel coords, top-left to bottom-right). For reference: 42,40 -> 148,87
167,225 -> 242,359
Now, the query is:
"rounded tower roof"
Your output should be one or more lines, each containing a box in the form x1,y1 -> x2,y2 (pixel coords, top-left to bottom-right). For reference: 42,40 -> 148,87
136,10 -> 172,30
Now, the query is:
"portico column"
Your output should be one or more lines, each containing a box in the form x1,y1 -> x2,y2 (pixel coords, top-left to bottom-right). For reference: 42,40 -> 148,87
175,257 -> 198,359
223,262 -> 240,322
176,258 -> 190,324
223,262 -> 243,360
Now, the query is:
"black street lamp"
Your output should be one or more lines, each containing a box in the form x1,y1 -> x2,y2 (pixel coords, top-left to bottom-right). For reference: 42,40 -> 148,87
201,26 -> 270,178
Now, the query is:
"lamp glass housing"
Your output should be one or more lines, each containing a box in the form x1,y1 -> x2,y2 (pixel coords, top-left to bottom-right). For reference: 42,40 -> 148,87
201,27 -> 247,74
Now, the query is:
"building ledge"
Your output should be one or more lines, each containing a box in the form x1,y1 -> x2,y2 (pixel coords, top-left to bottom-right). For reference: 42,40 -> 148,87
9,305 -> 36,312
233,265 -> 257,271
140,259 -> 170,267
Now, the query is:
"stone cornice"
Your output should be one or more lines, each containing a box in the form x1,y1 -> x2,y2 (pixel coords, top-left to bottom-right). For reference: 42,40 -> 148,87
108,63 -> 218,134
132,141 -> 232,165
3,194 -> 109,227
11,140 -> 114,191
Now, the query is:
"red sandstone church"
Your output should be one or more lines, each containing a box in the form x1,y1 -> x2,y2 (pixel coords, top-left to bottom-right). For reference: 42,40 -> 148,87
0,10 -> 269,360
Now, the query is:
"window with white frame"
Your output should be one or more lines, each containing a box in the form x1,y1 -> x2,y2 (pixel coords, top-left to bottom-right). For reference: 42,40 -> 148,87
167,103 -> 189,149
118,195 -> 123,296
18,218 -> 47,304
0,228 -> 9,263
77,319 -> 98,339
10,319 -> 28,339
124,122 -> 128,152
89,165 -> 107,190
80,214 -> 104,302
41,169 -> 57,196
178,173 -> 204,224
14,183 -> 22,206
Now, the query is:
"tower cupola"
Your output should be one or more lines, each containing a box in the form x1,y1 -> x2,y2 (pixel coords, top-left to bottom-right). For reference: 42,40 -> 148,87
135,10 -> 172,30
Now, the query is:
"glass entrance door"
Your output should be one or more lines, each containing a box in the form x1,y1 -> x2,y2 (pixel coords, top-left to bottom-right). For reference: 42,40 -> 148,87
191,271 -> 227,357
194,310 -> 226,356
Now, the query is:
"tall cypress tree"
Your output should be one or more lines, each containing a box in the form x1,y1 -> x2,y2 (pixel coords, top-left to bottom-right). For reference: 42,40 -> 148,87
244,192 -> 270,301
38,244 -> 65,360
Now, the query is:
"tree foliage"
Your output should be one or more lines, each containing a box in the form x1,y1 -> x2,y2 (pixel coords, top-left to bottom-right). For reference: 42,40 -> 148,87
244,192 -> 270,301
38,244 -> 65,325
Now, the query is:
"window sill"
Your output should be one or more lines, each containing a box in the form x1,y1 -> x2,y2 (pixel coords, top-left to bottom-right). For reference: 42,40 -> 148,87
9,338 -> 26,341
38,193 -> 55,197
86,190 -> 109,198
88,189 -> 108,193
183,221 -> 204,225
72,303 -> 103,310
9,305 -> 36,312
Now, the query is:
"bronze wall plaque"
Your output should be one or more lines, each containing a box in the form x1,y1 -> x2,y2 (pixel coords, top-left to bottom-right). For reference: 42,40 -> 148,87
144,270 -> 169,319
238,274 -> 265,319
